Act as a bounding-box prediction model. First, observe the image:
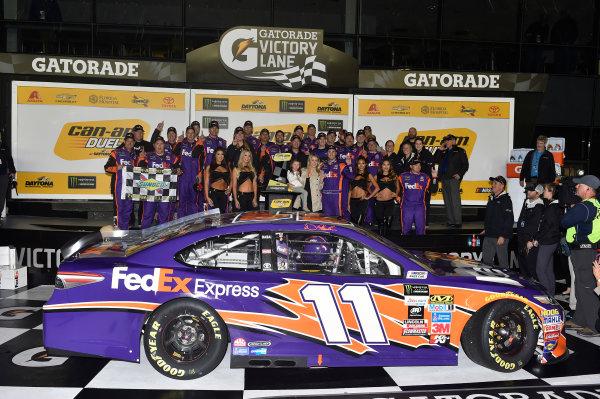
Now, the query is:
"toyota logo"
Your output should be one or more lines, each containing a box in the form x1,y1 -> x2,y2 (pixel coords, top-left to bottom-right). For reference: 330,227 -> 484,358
163,97 -> 175,104
489,105 -> 500,113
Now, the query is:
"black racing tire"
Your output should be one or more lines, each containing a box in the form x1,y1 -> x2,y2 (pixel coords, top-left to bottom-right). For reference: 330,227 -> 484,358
143,298 -> 227,379
460,299 -> 540,372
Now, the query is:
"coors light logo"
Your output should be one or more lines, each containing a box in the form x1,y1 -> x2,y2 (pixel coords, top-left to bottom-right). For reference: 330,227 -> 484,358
219,26 -> 328,90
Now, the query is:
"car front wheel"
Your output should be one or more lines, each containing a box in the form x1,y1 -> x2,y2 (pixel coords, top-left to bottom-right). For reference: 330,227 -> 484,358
461,299 -> 540,372
143,299 -> 227,379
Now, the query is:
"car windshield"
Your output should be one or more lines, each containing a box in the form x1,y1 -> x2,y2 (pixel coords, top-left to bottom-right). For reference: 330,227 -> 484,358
100,210 -> 222,256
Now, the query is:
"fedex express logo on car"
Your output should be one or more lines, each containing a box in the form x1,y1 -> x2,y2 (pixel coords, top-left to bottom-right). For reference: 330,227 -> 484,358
111,267 -> 259,298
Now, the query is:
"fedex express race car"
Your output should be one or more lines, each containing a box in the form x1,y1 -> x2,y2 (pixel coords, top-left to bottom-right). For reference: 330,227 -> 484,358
43,210 -> 567,380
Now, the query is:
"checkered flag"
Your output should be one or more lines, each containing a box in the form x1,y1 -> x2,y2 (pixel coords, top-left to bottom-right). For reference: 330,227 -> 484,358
248,56 -> 328,89
121,166 -> 178,202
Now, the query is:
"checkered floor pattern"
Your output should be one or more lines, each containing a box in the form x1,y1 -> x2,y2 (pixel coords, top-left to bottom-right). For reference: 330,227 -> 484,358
0,285 -> 599,399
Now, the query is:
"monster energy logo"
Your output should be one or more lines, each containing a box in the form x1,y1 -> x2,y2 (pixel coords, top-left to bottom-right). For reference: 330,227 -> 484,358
279,99 -> 305,113
202,97 -> 229,110
317,119 -> 343,131
68,176 -> 96,189
202,116 -> 229,129
403,284 -> 429,296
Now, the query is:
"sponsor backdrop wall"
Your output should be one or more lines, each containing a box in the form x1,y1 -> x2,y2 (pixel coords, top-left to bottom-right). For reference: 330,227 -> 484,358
191,89 -> 353,142
354,95 -> 514,205
12,81 -> 190,199
12,82 -> 513,205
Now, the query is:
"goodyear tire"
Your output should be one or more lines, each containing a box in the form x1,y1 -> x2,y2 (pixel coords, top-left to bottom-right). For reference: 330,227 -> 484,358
143,299 -> 227,380
460,300 -> 540,372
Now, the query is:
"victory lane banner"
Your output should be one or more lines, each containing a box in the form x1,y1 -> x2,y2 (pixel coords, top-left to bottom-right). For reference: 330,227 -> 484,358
12,81 -> 190,199
354,95 -> 514,205
121,166 -> 178,202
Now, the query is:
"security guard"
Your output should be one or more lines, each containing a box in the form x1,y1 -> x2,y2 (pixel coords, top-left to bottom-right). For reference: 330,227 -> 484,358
560,174 -> 600,337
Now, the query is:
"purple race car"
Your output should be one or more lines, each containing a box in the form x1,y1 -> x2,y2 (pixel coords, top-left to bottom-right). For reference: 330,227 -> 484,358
43,210 -> 567,379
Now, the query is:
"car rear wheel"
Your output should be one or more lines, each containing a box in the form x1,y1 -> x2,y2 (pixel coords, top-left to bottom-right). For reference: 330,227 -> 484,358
460,299 -> 540,372
143,299 -> 227,379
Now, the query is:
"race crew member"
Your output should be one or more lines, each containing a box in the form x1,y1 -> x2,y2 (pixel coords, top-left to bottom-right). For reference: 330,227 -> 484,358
152,124 -> 179,154
365,138 -> 383,224
302,123 -> 318,154
256,128 -> 273,191
481,176 -> 514,269
561,175 -> 600,337
191,120 -> 201,139
227,126 -> 255,170
336,129 -> 347,148
243,120 -> 260,151
202,120 -> 227,168
320,145 -> 354,217
172,126 -> 205,217
119,124 -> 153,155
355,129 -> 367,151
269,129 -> 291,182
104,132 -> 137,230
338,132 -> 363,167
312,133 -> 329,162
399,159 -> 430,235
287,135 -> 308,168
326,129 -> 337,148
137,136 -> 181,229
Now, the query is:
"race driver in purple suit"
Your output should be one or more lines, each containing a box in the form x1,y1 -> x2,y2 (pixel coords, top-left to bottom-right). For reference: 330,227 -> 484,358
202,120 -> 227,167
104,132 -> 137,230
399,159 -> 430,235
173,126 -> 205,217
321,145 -> 354,217
137,136 -> 181,229
338,132 -> 363,167
365,138 -> 383,224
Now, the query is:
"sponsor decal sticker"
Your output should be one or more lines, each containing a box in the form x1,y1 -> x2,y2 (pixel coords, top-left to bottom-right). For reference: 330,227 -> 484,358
429,295 -> 453,305
431,322 -> 451,334
543,340 -> 557,352
403,284 -> 429,296
270,199 -> 292,208
248,341 -> 271,347
25,176 -> 53,188
543,315 -> 562,324
232,338 -> 247,347
318,119 -> 343,131
540,309 -> 560,317
428,304 -> 454,312
250,348 -> 267,355
407,306 -> 424,319
132,95 -> 149,107
279,99 -> 305,112
544,331 -> 560,340
232,347 -> 249,355
430,334 -> 450,344
405,270 -> 428,279
431,312 -> 452,323
202,97 -> 229,110
404,296 -> 428,306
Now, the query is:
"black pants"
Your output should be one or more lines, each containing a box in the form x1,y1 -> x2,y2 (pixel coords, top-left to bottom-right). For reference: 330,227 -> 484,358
235,192 -> 256,211
0,174 -> 9,216
350,198 -> 368,225
374,199 -> 395,235
209,188 -> 228,214
517,244 -> 538,279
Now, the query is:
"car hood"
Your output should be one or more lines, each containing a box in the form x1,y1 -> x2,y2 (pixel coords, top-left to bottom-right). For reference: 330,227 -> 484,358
407,250 -> 544,291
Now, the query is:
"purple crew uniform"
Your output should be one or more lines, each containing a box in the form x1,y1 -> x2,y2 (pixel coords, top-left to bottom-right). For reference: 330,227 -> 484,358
203,136 -> 227,167
313,147 -> 328,162
399,172 -> 430,235
104,148 -> 137,230
338,145 -> 363,167
365,151 -> 383,223
173,140 -> 205,217
320,160 -> 354,217
268,142 -> 290,156
302,136 -> 317,153
138,152 -> 180,229
246,136 -> 260,152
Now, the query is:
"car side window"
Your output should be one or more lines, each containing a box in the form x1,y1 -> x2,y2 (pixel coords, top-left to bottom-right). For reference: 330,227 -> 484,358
176,232 -> 261,269
270,232 -> 401,276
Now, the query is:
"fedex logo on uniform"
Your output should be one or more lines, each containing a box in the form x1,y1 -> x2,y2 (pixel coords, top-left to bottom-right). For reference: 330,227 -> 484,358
404,182 -> 423,190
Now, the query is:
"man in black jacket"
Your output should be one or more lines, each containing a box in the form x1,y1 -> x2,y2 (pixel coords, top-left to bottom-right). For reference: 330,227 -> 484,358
519,135 -> 556,187
0,129 -> 15,222
481,176 -> 514,268
517,183 -> 545,278
432,134 -> 469,228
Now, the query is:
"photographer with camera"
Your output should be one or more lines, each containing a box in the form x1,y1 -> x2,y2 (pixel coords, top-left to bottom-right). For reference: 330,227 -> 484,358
432,134 -> 469,228
0,129 -> 15,224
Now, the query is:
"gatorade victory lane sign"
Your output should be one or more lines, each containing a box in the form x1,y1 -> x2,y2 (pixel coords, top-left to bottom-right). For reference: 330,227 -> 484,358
219,26 -> 328,90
